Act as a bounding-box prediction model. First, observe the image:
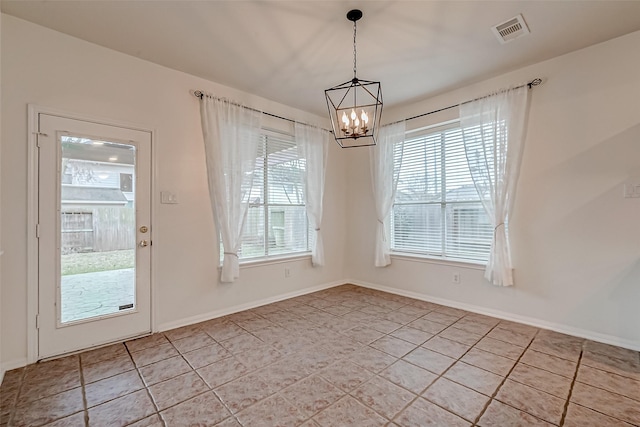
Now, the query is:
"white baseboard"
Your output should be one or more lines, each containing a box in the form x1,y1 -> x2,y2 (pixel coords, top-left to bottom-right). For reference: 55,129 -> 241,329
1,358 -> 28,383
348,279 -> 640,352
157,280 -> 345,333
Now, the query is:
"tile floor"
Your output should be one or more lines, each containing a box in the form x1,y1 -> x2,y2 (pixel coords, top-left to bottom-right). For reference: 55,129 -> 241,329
1,284 -> 639,427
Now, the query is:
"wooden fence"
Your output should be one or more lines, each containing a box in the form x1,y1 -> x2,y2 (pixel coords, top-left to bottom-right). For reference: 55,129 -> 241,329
61,207 -> 135,253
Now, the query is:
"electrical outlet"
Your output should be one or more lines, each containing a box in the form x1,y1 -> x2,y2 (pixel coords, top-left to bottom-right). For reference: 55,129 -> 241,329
452,273 -> 461,284
284,267 -> 291,278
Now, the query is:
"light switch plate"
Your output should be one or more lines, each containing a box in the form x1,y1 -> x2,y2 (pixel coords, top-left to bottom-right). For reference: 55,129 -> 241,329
161,191 -> 178,204
623,184 -> 640,198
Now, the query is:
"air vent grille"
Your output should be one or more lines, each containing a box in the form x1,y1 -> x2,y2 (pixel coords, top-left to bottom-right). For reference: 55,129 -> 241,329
492,14 -> 530,44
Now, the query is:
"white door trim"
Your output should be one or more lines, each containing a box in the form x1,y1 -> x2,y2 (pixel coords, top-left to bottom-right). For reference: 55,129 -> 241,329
27,104 -> 157,363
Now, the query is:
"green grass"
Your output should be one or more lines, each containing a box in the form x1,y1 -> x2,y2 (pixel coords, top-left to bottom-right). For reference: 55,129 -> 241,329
61,249 -> 135,276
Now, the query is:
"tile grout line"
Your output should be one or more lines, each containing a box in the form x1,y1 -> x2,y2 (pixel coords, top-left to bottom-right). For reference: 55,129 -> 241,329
383,313 -> 508,425
126,338 -> 165,427
558,347 -> 583,427
78,355 -> 90,427
470,327 -> 541,426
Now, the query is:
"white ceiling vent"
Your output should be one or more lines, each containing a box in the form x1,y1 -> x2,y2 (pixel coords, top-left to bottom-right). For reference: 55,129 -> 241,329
492,14 -> 530,44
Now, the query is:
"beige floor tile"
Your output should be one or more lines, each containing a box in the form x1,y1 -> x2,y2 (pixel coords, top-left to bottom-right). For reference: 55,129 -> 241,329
130,342 -> 179,367
85,370 -> 144,408
477,399 -> 553,426
236,394 -> 306,427
82,353 -> 135,384
390,326 -> 433,345
349,347 -> 397,374
380,360 -> 438,394
508,363 -> 572,399
438,327 -> 483,346
124,334 -> 168,353
451,318 -> 495,336
422,336 -> 471,359
79,344 -> 128,366
570,381 -> 640,425
352,376 -> 415,419
519,348 -> 577,378
182,343 -> 231,369
370,336 -> 417,358
423,311 -> 462,326
281,375 -> 344,417
171,331 -> 216,354
148,371 -> 209,411
12,388 -> 84,427
318,360 -> 374,392
88,389 -> 155,427
160,392 -> 230,427
408,317 -> 448,335
443,362 -> 503,396
138,355 -> 192,386
576,364 -> 640,401
495,379 -> 565,425
563,403 -> 635,427
312,395 -> 387,427
214,373 -> 275,414
197,357 -> 250,389
581,350 -> 640,381
403,347 -> 455,375
486,327 -> 534,347
583,340 -> 639,365
474,336 -> 525,360
164,324 -> 201,342
422,377 -> 489,422
394,398 -> 470,427
461,348 -> 516,376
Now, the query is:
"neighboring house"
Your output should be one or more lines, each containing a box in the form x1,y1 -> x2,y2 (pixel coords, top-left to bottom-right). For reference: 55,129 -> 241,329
60,138 -> 136,254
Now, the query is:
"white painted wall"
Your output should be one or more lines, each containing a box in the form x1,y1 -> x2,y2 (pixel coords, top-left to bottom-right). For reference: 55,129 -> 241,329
346,30 -> 640,350
0,14 -> 347,369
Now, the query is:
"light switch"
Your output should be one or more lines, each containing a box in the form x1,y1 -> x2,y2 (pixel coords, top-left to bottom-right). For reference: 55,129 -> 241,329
161,191 -> 179,204
623,184 -> 640,198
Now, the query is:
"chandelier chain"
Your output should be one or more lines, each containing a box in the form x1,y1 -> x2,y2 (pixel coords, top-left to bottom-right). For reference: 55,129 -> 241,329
353,20 -> 357,78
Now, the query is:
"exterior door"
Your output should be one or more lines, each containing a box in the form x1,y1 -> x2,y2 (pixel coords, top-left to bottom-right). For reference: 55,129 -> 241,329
37,113 -> 152,359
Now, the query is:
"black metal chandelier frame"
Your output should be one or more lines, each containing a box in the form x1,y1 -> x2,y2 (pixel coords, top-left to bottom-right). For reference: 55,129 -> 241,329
325,9 -> 383,148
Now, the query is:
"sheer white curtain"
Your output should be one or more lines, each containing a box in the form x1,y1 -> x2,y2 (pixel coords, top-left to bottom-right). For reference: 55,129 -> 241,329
369,121 -> 406,267
460,85 -> 529,286
295,123 -> 330,266
199,96 -> 262,283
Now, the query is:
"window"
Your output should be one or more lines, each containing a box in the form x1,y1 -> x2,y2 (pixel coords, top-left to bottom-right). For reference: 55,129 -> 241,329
391,124 -> 492,262
227,131 -> 310,261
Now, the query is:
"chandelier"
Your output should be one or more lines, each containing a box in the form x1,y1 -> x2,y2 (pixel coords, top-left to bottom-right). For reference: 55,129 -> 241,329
325,9 -> 383,148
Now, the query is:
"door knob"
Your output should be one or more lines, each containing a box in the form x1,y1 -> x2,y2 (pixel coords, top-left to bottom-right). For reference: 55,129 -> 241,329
139,240 -> 149,247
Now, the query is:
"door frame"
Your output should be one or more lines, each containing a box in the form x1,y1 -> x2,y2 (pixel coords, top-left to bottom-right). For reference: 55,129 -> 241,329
27,104 -> 158,362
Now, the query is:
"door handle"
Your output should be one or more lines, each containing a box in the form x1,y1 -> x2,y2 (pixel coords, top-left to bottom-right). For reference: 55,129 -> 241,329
139,240 -> 149,247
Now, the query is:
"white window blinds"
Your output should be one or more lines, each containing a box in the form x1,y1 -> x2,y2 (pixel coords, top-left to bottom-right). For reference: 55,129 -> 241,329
236,131 -> 310,260
391,124 -> 492,262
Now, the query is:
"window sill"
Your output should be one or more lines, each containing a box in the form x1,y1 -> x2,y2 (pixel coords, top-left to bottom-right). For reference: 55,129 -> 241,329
390,252 -> 486,270
219,252 -> 312,269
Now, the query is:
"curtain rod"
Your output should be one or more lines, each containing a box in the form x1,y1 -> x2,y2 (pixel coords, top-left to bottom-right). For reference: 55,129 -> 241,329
390,78 -> 543,126
193,90 -> 332,133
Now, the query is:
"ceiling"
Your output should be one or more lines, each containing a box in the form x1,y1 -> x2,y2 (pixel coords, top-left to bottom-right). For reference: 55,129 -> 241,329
3,1 -> 640,117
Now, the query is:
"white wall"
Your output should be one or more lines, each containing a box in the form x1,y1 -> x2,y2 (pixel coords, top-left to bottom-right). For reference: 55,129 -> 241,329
346,30 -> 640,350
0,14 -> 347,369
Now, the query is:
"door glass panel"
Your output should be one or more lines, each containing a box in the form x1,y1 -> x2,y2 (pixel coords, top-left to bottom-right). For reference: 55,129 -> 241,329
60,136 -> 136,323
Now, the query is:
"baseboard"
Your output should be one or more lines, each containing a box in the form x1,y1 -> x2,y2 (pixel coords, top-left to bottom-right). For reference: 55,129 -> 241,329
157,280 -> 346,332
1,358 -> 28,383
348,279 -> 640,352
